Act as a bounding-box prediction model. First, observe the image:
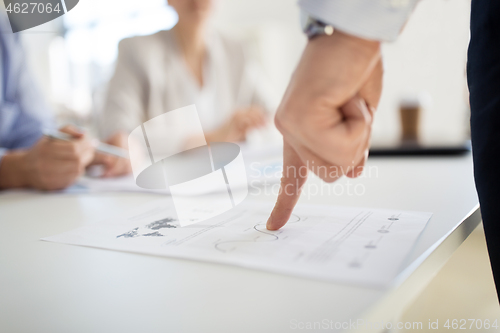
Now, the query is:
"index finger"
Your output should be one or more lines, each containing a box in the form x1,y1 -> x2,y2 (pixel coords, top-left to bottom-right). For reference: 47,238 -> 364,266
266,140 -> 308,230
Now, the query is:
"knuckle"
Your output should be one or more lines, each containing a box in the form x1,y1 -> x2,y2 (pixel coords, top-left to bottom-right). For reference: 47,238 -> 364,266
274,114 -> 285,133
274,110 -> 298,135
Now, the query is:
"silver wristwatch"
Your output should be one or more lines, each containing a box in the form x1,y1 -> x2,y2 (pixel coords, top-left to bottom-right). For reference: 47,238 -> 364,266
302,16 -> 334,40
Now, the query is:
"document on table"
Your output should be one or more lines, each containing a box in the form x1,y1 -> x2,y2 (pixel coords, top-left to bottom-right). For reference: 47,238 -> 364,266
42,199 -> 432,288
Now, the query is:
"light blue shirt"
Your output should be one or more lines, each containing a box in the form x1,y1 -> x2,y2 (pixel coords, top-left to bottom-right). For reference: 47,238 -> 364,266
0,12 -> 54,164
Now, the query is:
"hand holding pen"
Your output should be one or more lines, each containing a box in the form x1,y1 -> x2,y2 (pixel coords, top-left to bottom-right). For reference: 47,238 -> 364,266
44,128 -> 132,179
1,125 -> 96,190
90,131 -> 132,178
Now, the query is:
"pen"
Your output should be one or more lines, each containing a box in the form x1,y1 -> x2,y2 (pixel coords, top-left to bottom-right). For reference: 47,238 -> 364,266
43,130 -> 130,159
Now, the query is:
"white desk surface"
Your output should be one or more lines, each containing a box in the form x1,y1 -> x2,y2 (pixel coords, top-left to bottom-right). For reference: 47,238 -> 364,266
0,154 -> 480,333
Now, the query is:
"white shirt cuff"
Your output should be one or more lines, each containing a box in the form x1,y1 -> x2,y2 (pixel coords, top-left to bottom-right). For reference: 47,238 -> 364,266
298,0 -> 419,42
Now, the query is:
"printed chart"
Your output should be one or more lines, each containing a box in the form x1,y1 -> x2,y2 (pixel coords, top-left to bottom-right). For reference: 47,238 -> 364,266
43,199 -> 432,288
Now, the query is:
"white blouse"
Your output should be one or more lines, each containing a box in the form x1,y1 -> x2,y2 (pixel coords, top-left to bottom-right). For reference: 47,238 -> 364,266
100,29 -> 274,140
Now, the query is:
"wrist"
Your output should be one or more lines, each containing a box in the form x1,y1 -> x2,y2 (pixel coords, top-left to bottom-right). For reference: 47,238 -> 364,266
0,150 -> 30,189
311,29 -> 380,54
303,29 -> 382,87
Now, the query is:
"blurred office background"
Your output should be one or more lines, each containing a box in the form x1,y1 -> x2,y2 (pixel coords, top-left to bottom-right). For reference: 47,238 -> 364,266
6,0 -> 500,327
15,0 -> 470,146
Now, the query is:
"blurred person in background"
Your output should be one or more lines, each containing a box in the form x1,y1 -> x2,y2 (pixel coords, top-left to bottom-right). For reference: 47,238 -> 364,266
99,0 -> 273,177
0,12 -> 96,190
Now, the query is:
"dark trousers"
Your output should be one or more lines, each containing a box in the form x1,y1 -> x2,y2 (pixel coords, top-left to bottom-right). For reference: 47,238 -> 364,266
467,0 -> 500,301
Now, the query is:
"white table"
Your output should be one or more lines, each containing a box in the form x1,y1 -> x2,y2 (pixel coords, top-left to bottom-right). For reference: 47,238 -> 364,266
0,153 -> 480,333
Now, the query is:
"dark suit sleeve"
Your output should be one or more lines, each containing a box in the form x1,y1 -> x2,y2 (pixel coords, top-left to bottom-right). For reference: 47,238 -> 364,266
467,0 -> 500,301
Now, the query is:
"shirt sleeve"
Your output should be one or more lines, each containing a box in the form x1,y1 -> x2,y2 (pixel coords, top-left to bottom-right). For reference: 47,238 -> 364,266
298,0 -> 420,42
7,61 -> 54,149
0,12 -> 54,152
